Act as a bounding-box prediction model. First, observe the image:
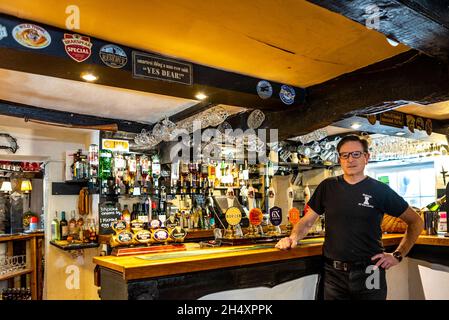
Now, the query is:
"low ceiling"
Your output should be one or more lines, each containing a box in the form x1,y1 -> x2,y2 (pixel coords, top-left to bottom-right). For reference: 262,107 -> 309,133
0,0 -> 408,87
0,68 -> 198,124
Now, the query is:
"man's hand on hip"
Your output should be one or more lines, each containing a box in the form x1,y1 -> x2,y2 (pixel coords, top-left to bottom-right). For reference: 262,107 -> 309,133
371,252 -> 400,270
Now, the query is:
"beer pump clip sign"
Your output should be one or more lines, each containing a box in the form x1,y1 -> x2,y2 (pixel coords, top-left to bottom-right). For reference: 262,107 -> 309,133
225,207 -> 242,226
269,206 -> 282,226
102,139 -> 129,152
249,208 -> 263,226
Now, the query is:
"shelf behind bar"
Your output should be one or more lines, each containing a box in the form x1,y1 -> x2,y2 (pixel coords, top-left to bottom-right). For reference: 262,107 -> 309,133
0,268 -> 33,281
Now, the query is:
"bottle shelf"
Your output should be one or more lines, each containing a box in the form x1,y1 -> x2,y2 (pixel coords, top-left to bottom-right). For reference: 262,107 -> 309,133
49,240 -> 100,251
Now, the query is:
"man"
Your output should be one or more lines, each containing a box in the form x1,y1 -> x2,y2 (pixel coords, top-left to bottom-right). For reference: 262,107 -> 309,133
276,134 -> 423,300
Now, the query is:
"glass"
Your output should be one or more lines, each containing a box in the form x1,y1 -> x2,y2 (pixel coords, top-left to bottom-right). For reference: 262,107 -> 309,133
338,151 -> 364,160
247,109 -> 265,129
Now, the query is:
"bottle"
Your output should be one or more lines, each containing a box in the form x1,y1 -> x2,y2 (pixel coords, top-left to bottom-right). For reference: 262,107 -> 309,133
51,211 -> 61,241
60,211 -> 68,240
422,195 -> 446,212
99,149 -> 113,180
68,210 -> 77,236
121,204 -> 131,230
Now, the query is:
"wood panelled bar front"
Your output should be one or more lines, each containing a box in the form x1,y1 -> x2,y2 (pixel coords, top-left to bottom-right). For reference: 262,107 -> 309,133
93,234 -> 412,300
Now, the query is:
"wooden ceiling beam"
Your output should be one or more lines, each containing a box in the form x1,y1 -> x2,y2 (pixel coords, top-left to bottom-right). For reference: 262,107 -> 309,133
0,99 -> 152,133
307,0 -> 449,62
226,50 -> 449,140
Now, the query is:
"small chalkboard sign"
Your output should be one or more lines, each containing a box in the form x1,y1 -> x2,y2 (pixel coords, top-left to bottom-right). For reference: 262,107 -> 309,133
99,202 -> 122,235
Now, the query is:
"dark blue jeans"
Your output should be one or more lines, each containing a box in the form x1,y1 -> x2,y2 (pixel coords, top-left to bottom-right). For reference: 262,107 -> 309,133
323,261 -> 387,300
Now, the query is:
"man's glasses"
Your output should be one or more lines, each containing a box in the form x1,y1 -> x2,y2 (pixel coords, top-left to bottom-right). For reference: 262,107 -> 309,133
338,151 -> 365,160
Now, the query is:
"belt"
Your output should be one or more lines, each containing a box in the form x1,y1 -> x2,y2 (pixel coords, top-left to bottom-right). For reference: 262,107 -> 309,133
324,257 -> 373,272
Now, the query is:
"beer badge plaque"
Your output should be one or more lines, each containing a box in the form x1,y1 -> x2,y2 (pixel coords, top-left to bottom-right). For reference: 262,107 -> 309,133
367,114 -> 377,125
99,44 -> 127,68
425,119 -> 432,136
279,85 -> 295,105
406,114 -> 415,133
269,206 -> 282,226
256,80 -> 273,99
0,25 -> 7,41
62,33 -> 92,62
13,24 -> 51,49
415,117 -> 424,131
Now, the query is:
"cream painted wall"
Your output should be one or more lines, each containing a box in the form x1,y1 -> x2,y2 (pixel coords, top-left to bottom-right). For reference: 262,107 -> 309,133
0,119 -> 100,300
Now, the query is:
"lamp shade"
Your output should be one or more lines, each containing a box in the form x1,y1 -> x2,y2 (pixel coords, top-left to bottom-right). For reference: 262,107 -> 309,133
20,179 -> 32,192
0,181 -> 12,192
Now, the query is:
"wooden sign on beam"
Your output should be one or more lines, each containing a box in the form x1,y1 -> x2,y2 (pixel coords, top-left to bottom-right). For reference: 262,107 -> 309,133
379,111 -> 405,128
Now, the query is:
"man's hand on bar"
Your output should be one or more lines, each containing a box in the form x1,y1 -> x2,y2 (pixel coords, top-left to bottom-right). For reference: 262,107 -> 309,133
275,236 -> 298,250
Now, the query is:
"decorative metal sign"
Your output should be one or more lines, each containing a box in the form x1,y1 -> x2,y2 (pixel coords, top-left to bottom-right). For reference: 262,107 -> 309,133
256,80 -> 273,99
0,133 -> 19,153
279,85 -> 295,105
62,33 -> 92,62
133,51 -> 193,85
99,44 -> 127,68
0,25 -> 7,41
12,23 -> 51,49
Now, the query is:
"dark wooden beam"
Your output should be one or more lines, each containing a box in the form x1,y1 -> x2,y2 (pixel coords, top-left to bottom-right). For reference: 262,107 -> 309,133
226,50 -> 449,140
307,0 -> 449,61
0,100 -> 152,133
0,13 -> 305,113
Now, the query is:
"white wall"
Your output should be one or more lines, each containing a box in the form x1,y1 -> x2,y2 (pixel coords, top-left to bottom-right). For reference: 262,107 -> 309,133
0,118 -> 100,300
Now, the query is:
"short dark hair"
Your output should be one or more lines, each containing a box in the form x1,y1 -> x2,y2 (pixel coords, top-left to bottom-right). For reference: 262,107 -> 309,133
336,134 -> 369,153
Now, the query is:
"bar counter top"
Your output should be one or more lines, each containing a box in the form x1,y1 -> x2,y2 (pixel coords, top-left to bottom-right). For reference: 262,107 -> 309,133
93,234 -> 449,281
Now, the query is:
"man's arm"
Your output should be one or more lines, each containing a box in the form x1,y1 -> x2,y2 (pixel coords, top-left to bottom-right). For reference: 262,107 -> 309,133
372,206 -> 424,269
393,206 -> 424,256
275,208 -> 320,250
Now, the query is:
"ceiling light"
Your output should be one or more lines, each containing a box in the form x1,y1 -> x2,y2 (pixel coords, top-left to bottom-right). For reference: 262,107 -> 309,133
350,123 -> 361,130
195,93 -> 207,100
386,38 -> 399,47
81,73 -> 98,82
395,132 -> 406,136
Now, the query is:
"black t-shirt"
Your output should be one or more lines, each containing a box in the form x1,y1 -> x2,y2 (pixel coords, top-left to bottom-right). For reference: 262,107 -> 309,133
308,175 -> 409,262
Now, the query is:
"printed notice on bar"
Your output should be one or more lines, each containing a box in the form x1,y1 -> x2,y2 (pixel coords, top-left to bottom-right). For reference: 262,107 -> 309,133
132,51 -> 193,85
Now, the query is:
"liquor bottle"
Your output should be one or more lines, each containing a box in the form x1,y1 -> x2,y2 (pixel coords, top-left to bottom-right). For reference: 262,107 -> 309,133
422,195 -> 447,212
130,203 -> 138,221
68,210 -> 77,236
180,160 -> 189,194
121,204 -> 131,230
50,211 -> 60,241
137,202 -> 149,226
208,162 -> 216,187
77,216 -> 85,242
128,154 -> 137,173
232,160 -> 239,186
60,211 -> 68,240
99,149 -> 113,180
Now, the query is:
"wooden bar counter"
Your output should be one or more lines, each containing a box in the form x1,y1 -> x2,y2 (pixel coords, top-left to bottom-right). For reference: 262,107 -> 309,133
94,233 -> 449,300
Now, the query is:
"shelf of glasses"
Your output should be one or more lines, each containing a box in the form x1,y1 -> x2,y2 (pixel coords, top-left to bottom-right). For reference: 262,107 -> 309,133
0,268 -> 32,281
